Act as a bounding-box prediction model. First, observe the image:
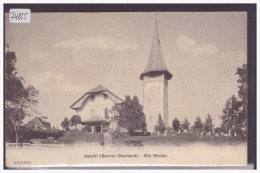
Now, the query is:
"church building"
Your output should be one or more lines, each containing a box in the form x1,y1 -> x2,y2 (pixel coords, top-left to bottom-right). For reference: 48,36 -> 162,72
140,18 -> 172,132
69,17 -> 172,134
70,85 -> 123,133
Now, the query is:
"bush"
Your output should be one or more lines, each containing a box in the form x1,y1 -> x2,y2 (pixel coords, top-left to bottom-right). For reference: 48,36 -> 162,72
21,127 -> 64,140
57,131 -> 104,144
129,131 -> 151,136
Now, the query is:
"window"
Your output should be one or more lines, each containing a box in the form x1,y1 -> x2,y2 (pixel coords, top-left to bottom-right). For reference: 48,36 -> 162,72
105,108 -> 109,119
103,93 -> 108,100
91,95 -> 95,101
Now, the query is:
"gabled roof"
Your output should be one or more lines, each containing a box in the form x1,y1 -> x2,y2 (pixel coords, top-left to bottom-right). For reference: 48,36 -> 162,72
140,17 -> 172,80
70,85 -> 124,110
86,85 -> 107,94
85,115 -> 109,122
25,117 -> 52,130
85,115 -> 104,122
82,115 -> 110,125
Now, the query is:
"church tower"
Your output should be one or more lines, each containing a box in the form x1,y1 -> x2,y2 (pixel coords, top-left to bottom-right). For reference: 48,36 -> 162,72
140,16 -> 172,132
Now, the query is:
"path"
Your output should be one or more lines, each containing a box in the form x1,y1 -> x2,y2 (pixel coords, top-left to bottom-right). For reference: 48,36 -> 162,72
103,133 -> 114,147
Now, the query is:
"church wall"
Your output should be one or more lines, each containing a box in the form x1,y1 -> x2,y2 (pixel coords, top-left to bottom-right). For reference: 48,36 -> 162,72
164,79 -> 169,127
143,74 -> 168,132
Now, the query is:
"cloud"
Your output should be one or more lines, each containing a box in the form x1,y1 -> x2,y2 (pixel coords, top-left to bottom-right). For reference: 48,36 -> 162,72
30,52 -> 47,60
54,36 -> 138,51
27,71 -> 85,94
28,47 -> 49,60
176,35 -> 219,55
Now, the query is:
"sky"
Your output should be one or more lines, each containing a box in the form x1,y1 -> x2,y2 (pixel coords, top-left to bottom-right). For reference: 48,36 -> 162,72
5,12 -> 247,128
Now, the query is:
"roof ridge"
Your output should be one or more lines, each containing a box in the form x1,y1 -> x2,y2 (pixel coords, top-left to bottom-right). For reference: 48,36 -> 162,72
102,86 -> 124,102
70,85 -> 124,110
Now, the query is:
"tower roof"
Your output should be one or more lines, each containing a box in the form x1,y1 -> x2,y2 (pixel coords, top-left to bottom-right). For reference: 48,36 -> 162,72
140,16 -> 172,80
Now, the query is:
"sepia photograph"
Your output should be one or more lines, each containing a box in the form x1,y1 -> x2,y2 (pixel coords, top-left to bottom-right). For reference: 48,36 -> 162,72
3,4 -> 256,169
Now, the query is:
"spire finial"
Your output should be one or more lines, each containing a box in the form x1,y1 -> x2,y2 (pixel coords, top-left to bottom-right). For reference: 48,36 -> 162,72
139,12 -> 173,80
155,13 -> 158,33
154,13 -> 160,43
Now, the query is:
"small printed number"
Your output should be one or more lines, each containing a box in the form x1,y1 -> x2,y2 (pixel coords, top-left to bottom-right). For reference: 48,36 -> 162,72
13,161 -> 31,164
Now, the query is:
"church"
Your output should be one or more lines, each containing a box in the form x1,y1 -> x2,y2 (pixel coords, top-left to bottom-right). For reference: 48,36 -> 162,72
140,18 -> 172,132
70,17 -> 172,133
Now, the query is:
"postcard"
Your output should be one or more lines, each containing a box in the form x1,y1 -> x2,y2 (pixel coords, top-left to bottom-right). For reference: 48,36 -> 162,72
3,4 -> 255,169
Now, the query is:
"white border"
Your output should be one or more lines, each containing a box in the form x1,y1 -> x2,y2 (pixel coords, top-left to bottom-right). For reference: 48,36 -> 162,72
0,1 -> 258,173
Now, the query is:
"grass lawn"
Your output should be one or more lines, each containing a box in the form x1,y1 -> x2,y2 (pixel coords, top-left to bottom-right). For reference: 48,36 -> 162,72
56,131 -> 246,147
118,133 -> 247,146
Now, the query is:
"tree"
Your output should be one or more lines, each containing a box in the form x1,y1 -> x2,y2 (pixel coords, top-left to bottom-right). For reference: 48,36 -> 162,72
204,114 -> 214,134
218,64 -> 248,137
181,117 -> 190,132
154,113 -> 166,134
172,118 -> 180,132
61,118 -> 70,132
109,113 -> 128,147
112,95 -> 146,133
214,127 -> 222,136
193,116 -> 203,135
5,48 -> 39,147
236,64 -> 248,135
109,126 -> 124,147
221,95 -> 240,136
70,115 -> 81,129
140,118 -> 147,133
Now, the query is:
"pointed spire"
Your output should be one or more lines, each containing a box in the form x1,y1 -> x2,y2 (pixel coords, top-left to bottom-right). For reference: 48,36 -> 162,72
140,14 -> 172,80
